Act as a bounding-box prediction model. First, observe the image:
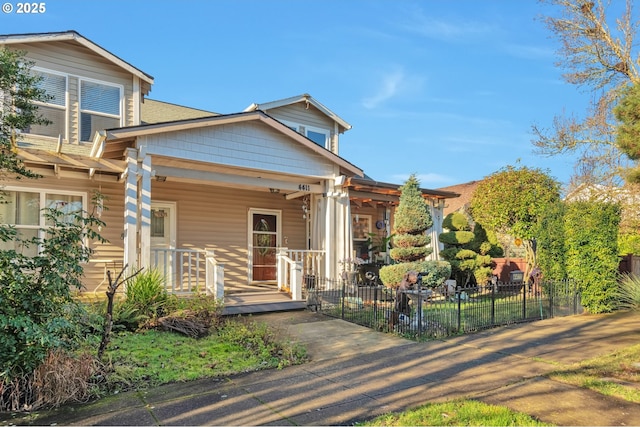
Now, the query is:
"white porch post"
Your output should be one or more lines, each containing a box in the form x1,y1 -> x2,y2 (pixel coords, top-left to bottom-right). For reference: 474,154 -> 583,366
139,151 -> 152,269
123,148 -> 139,269
324,181 -> 336,279
428,199 -> 444,260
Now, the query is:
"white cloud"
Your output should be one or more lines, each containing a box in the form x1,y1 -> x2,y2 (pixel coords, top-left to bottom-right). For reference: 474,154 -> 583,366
362,69 -> 406,110
400,10 -> 497,43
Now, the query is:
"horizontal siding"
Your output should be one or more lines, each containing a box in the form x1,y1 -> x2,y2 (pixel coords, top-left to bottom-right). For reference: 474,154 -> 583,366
11,41 -> 137,145
16,41 -> 133,87
6,176 -> 125,293
267,104 -> 334,130
142,121 -> 335,178
152,181 -> 306,285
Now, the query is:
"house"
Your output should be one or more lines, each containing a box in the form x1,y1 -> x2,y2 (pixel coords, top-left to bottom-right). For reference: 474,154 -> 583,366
0,31 -> 459,303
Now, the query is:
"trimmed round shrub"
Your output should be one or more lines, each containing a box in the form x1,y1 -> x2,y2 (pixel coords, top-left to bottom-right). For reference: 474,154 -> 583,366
443,211 -> 470,231
455,249 -> 477,260
389,246 -> 430,262
393,233 -> 429,248
379,260 -> 451,289
439,231 -> 475,246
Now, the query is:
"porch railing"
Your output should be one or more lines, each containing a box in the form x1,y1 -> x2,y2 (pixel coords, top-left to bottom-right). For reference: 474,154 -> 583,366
276,248 -> 324,301
151,248 -> 223,297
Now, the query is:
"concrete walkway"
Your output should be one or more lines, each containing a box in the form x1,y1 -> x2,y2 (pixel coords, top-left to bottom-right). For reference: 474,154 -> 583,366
2,310 -> 640,426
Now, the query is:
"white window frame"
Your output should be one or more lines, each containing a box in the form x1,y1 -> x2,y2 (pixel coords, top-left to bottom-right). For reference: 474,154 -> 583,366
79,77 -> 124,142
0,186 -> 87,254
282,120 -> 331,150
27,67 -> 69,140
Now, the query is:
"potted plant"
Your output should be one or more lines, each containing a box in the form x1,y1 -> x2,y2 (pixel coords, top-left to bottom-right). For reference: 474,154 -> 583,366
367,232 -> 394,263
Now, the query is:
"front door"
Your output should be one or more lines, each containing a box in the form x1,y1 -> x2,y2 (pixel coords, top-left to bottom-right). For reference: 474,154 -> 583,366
151,202 -> 176,284
249,209 -> 280,284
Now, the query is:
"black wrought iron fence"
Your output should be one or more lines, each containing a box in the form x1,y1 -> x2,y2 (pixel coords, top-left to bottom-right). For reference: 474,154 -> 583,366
303,275 -> 583,340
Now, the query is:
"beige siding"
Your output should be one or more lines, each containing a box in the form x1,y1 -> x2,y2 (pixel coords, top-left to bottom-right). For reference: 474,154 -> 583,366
10,41 -> 137,147
5,176 -> 125,293
142,121 -> 336,178
152,181 -> 307,285
266,103 -> 334,130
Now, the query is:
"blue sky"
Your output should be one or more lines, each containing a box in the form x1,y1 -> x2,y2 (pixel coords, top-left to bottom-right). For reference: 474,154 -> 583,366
1,0 -> 589,189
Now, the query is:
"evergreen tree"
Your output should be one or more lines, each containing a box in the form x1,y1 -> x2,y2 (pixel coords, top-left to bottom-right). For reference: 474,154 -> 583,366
379,175 -> 450,288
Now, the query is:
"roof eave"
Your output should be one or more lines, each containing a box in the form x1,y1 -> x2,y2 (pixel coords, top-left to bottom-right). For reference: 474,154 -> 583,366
0,31 -> 154,88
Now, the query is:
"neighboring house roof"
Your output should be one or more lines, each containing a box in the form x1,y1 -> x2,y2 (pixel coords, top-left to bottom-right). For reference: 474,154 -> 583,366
141,99 -> 218,124
346,176 -> 460,205
437,180 -> 481,216
0,30 -> 154,95
244,93 -> 352,134
93,110 -> 364,177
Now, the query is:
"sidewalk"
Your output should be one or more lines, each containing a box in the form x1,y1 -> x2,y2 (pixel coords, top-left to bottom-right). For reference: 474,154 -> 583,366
2,310 -> 640,426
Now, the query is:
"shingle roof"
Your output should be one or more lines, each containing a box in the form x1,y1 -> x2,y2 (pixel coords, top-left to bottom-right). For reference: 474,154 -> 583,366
437,180 -> 482,216
141,99 -> 218,124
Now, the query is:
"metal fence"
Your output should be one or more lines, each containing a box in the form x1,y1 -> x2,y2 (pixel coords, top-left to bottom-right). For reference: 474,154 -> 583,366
304,275 -> 583,340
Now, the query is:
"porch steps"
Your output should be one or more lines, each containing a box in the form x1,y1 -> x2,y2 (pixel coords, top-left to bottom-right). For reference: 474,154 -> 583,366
223,290 -> 307,316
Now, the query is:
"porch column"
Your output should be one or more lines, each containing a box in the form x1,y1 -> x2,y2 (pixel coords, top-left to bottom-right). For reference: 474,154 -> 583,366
324,181 -> 337,279
123,148 -> 138,269
428,199 -> 444,260
139,151 -> 152,269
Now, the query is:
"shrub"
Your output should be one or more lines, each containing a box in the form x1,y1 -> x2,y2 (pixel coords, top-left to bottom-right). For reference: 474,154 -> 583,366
565,201 -> 621,313
0,205 -> 105,380
125,269 -> 167,313
438,212 -> 500,287
616,274 -> 640,311
0,350 -> 102,412
379,260 -> 451,289
380,175 -> 449,288
536,201 -> 567,281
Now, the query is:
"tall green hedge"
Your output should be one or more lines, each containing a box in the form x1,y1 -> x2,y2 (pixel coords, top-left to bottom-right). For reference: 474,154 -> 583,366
535,201 -> 567,282
564,201 -> 621,313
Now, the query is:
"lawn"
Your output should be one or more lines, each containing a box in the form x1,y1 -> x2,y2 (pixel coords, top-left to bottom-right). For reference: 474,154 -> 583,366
83,315 -> 308,395
546,342 -> 640,402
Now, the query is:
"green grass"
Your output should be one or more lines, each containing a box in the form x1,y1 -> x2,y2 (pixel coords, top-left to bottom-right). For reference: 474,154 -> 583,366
358,399 -> 551,426
547,342 -> 640,402
86,317 -> 307,394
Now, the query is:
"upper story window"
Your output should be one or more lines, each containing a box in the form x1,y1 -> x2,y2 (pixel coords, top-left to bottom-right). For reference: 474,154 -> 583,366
24,69 -> 67,139
284,121 -> 331,150
80,79 -> 122,142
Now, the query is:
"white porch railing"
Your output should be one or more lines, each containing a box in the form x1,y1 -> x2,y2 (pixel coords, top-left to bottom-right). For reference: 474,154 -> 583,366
276,248 -> 325,301
151,248 -> 223,297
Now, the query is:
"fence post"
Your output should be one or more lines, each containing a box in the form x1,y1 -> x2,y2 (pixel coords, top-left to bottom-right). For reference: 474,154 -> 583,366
341,279 -> 346,320
491,282 -> 495,326
522,281 -> 527,320
417,293 -> 422,339
373,286 -> 378,326
457,288 -> 462,332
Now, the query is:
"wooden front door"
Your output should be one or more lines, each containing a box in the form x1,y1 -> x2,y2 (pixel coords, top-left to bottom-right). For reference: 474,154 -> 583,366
249,209 -> 280,283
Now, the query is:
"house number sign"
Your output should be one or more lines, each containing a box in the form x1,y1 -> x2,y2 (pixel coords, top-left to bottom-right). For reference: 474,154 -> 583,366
298,184 -> 311,191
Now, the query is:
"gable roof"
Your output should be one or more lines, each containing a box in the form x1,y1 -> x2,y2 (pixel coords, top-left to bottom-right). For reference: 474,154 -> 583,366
437,180 -> 481,216
141,99 -> 219,124
244,94 -> 352,133
93,110 -> 364,177
0,30 -> 154,95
